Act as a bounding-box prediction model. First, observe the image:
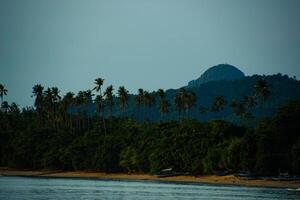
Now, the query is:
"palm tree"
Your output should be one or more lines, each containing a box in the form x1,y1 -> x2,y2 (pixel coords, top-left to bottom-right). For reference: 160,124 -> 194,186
43,87 -> 61,127
230,99 -> 246,117
211,96 -> 226,112
254,79 -> 271,121
94,78 -> 104,93
230,99 -> 254,125
174,88 -> 185,120
94,94 -> 104,124
143,91 -> 155,121
1,101 -> 10,113
118,86 -> 129,117
93,78 -> 105,113
243,96 -> 257,110
75,91 -> 85,131
94,95 -> 106,134
0,84 -> 8,104
157,89 -> 165,99
32,84 -> 44,126
61,92 -> 75,129
157,89 -> 166,120
9,102 -> 20,116
44,88 -> 53,123
160,99 -> 170,121
93,77 -> 104,102
51,87 -> 61,128
185,91 -> 196,118
51,87 -> 61,104
63,92 -> 75,106
94,78 -> 106,133
175,88 -> 196,119
135,88 -> 144,121
254,79 -> 271,101
83,90 -> 94,131
104,85 -> 114,127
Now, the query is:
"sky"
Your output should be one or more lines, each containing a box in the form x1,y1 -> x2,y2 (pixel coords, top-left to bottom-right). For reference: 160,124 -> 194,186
1,0 -> 300,107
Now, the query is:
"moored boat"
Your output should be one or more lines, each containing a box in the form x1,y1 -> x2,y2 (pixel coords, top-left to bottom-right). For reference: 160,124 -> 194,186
155,168 -> 186,178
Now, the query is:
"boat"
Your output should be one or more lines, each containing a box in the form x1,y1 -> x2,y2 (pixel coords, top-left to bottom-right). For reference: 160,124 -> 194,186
271,172 -> 300,181
155,168 -> 185,178
234,171 -> 258,179
216,171 -> 229,176
271,176 -> 300,181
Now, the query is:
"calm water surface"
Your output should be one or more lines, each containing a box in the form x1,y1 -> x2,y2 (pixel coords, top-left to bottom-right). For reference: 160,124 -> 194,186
0,176 -> 299,200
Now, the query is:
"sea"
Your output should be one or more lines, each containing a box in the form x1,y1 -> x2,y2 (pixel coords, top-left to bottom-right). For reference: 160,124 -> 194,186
0,176 -> 299,200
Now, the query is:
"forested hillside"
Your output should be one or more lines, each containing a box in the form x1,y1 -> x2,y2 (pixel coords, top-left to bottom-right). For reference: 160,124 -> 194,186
100,73 -> 300,125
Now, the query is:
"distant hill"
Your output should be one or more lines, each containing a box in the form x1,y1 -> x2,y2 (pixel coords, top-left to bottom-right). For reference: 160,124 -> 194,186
95,64 -> 300,125
188,64 -> 245,87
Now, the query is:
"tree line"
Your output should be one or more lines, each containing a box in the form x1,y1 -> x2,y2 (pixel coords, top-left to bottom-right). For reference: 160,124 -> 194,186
1,77 -> 271,129
0,79 -> 299,175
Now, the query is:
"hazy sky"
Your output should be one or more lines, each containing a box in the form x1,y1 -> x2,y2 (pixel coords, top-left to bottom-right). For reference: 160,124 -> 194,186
1,0 -> 300,106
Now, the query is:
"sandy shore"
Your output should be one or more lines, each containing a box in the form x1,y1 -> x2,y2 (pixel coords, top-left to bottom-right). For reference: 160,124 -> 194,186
1,168 -> 299,189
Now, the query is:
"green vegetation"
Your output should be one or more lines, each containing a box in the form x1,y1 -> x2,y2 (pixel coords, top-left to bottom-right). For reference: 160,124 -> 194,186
0,79 -> 299,176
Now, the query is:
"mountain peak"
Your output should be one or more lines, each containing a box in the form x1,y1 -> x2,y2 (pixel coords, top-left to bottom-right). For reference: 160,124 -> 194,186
188,64 -> 245,87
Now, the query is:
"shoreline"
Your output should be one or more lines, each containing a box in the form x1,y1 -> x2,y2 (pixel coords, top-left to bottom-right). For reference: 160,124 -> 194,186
1,169 -> 300,189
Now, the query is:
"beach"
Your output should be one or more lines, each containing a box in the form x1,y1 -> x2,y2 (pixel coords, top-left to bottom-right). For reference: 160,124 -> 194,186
1,168 -> 299,189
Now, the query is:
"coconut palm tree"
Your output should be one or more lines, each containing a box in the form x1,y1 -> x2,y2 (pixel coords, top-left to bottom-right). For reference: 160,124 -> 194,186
185,91 -> 196,118
211,96 -> 226,112
104,85 -> 114,128
93,78 -> 106,133
230,99 -> 246,117
83,90 -> 94,131
243,95 -> 257,110
75,91 -> 85,131
43,87 -> 61,127
94,94 -> 104,124
61,92 -> 75,129
0,84 -> 8,104
230,98 -> 254,125
135,88 -> 144,121
51,87 -> 61,104
94,95 -> 106,132
174,88 -> 185,120
32,84 -> 44,126
93,78 -> 105,114
157,89 -> 165,99
118,86 -> 129,117
1,101 -> 10,113
254,79 -> 271,101
254,79 -> 271,122
160,99 -> 170,121
143,91 -> 155,121
94,78 -> 104,92
63,92 -> 75,106
157,89 -> 166,120
9,102 -> 20,117
175,88 -> 195,119
51,87 -> 61,128
44,88 -> 53,123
